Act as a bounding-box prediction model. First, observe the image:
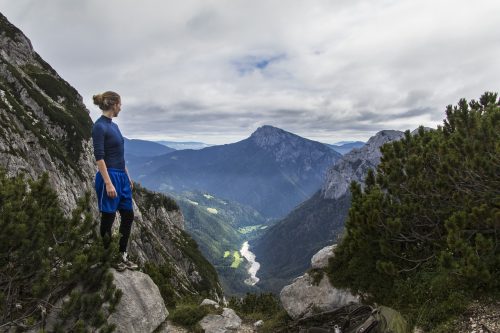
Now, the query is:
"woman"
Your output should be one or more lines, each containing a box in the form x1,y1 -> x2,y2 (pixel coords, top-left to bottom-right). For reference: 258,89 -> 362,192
92,91 -> 138,271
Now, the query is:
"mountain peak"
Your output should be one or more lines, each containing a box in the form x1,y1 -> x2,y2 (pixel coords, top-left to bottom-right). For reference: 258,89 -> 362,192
251,125 -> 287,136
365,130 -> 405,148
249,125 -> 300,148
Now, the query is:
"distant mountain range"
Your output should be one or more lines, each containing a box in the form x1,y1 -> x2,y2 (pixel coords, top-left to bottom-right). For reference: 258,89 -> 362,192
253,130 -> 405,292
124,137 -> 175,157
326,141 -> 365,155
127,125 -> 342,218
156,140 -> 213,150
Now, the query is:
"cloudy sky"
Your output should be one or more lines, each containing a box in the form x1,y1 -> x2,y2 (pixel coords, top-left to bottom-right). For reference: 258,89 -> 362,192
1,0 -> 499,144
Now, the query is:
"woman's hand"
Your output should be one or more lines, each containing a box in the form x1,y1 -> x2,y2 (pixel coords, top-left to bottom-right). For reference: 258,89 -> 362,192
106,182 -> 117,198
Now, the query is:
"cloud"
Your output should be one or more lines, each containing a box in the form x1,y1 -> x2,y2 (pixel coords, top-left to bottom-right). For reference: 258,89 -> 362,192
1,0 -> 499,144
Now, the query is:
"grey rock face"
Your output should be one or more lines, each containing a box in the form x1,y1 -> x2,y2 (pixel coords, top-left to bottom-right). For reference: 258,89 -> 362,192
321,130 -> 405,200
311,245 -> 337,269
108,269 -> 168,333
280,273 -> 359,320
0,30 -> 97,216
199,308 -> 242,333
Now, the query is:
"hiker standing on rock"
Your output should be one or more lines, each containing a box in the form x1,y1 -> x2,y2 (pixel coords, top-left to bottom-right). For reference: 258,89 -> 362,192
92,91 -> 138,271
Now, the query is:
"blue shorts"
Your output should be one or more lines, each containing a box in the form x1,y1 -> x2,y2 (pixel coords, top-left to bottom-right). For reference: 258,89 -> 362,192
95,168 -> 133,213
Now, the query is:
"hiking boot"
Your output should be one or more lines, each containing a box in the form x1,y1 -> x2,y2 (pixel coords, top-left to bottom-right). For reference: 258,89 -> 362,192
121,252 -> 139,270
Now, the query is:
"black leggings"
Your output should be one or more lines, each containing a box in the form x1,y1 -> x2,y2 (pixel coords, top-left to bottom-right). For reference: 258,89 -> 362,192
100,209 -> 134,253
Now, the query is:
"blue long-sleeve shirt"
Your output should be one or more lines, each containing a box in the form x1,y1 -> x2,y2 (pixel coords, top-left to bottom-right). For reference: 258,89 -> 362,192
91,115 -> 125,170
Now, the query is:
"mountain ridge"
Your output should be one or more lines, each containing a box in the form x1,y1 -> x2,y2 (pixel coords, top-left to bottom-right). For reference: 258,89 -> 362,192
127,125 -> 342,218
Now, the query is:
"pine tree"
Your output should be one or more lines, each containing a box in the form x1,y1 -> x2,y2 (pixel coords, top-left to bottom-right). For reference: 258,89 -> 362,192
0,170 -> 120,331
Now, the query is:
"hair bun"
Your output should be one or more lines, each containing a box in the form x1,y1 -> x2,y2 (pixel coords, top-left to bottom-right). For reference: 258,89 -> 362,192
93,94 -> 104,106
93,91 -> 120,111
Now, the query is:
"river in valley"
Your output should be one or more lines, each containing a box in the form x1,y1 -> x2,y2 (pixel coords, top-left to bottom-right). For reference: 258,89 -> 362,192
240,241 -> 260,285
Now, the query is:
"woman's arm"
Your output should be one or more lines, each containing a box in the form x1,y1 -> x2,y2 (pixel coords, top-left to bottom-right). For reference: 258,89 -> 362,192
97,159 -> 117,198
92,122 -> 117,198
125,166 -> 134,190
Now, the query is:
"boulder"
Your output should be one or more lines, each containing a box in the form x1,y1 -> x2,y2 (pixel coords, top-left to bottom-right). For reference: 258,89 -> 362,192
108,268 -> 168,333
311,245 -> 337,269
280,273 -> 359,320
199,307 -> 242,333
253,320 -> 264,328
201,298 -> 220,308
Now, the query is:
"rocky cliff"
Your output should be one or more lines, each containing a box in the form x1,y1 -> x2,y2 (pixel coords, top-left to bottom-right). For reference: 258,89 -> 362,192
321,130 -> 405,200
0,10 -> 222,314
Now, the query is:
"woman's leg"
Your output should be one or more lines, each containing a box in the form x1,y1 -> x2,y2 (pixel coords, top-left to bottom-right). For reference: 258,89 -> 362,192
118,209 -> 134,253
100,211 -> 116,248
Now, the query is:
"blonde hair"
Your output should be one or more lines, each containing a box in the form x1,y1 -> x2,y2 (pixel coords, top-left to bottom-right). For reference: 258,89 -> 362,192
93,91 -> 121,111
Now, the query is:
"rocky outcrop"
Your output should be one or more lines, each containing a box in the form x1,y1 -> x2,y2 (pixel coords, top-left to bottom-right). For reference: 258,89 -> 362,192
199,308 -> 242,333
201,299 -> 221,308
280,273 -> 359,320
108,269 -> 168,333
311,244 -> 336,269
0,12 -> 97,215
322,130 -> 405,200
280,245 -> 359,320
